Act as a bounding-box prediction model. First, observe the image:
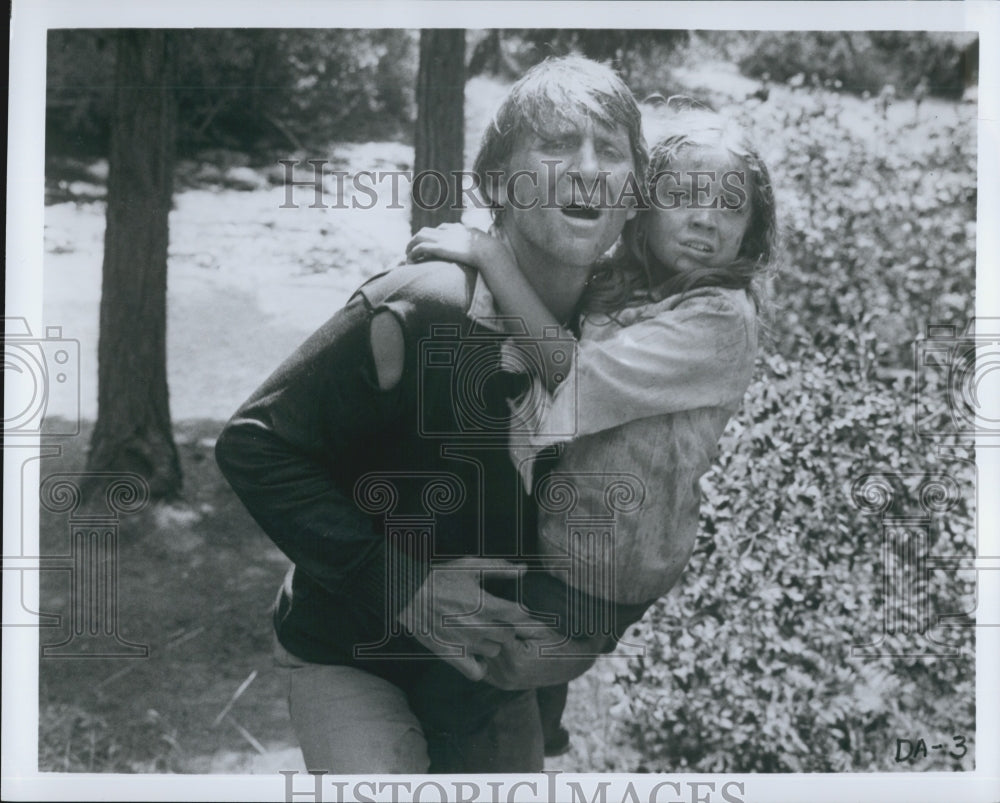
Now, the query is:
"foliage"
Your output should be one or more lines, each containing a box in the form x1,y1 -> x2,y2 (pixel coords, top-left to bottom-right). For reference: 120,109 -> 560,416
736,31 -> 976,99
467,29 -> 976,104
39,703 -> 183,773
46,29 -> 418,157
46,29 -> 976,160
615,83 -> 977,772
45,31 -> 117,155
512,29 -> 689,88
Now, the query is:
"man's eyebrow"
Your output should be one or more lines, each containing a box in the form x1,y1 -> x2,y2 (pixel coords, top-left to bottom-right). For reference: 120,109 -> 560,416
533,123 -> 579,139
592,124 -> 631,143
594,131 -> 629,145
530,110 -> 590,136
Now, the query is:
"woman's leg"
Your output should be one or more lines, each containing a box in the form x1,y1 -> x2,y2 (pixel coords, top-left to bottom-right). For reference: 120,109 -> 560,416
536,682 -> 571,756
275,641 -> 430,774
423,687 -> 545,773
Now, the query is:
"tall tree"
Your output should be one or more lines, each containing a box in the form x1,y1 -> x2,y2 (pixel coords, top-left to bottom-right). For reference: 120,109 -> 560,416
412,29 -> 466,234
87,30 -> 181,499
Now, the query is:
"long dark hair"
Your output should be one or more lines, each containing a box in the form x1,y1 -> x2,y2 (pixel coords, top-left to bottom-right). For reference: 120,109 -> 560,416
583,108 -> 778,315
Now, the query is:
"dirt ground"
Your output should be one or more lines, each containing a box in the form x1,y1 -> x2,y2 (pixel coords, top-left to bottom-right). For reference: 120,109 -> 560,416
37,419 -> 302,773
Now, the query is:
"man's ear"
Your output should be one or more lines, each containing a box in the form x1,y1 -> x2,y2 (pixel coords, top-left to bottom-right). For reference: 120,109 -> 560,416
479,163 -> 507,217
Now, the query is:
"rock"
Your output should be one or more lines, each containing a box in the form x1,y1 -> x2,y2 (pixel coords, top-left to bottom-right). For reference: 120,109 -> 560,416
223,166 -> 269,191
67,181 -> 106,199
153,502 -> 203,530
86,159 -> 109,182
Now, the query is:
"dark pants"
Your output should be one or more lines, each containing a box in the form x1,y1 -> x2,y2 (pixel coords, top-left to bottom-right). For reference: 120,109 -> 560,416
410,660 -> 545,772
423,688 -> 544,773
537,683 -> 570,748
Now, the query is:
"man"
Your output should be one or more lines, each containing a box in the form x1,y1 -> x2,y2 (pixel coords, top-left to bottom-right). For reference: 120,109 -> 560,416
215,55 -> 646,773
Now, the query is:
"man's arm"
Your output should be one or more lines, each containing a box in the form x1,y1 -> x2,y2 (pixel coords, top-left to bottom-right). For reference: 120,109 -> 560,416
481,631 -> 603,690
214,295 -> 420,627
481,599 -> 656,689
397,556 -> 548,682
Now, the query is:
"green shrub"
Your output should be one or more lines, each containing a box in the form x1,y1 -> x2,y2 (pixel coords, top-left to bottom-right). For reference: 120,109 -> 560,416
46,31 -> 116,156
620,350 -> 975,772
737,31 -> 976,98
616,84 -> 977,772
46,29 -> 418,158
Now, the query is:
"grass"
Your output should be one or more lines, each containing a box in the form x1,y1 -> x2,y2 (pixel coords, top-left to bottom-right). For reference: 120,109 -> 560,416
37,419 -> 300,773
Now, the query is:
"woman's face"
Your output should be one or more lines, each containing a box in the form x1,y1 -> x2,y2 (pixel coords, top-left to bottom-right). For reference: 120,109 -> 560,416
645,145 -> 753,276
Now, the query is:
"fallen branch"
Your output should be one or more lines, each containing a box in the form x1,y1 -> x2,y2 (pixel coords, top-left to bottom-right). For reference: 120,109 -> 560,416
95,662 -> 143,689
212,669 -> 258,728
264,111 -> 305,152
164,625 -> 207,651
227,714 -> 266,755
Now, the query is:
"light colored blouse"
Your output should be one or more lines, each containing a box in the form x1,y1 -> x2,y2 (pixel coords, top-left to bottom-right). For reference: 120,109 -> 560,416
507,286 -> 759,604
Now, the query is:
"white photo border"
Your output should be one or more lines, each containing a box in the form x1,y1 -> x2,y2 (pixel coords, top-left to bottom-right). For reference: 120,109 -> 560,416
5,1 -> 998,801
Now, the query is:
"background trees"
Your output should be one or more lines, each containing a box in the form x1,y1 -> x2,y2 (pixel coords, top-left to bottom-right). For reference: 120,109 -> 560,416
46,29 -> 418,158
737,31 -> 976,97
412,29 -> 466,233
46,29 -> 976,161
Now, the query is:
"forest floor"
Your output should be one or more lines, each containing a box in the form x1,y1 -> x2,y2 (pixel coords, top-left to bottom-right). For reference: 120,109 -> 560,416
33,66 -> 971,774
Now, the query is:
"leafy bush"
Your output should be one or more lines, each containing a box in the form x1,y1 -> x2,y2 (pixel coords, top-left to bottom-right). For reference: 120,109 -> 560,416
176,29 -> 417,152
511,29 -> 689,88
39,703 -> 183,772
616,84 -> 977,772
46,29 -> 978,160
737,31 -> 976,98
46,31 -> 116,155
46,29 -> 418,158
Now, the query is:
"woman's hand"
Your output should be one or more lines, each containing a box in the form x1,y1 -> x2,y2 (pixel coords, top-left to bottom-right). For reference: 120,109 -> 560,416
406,223 -> 507,269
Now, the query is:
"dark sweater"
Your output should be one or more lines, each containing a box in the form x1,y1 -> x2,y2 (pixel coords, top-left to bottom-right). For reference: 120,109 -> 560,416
215,260 -> 646,703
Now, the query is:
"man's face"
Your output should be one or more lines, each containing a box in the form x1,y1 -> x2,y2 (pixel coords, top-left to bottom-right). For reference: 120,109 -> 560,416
500,115 -> 638,270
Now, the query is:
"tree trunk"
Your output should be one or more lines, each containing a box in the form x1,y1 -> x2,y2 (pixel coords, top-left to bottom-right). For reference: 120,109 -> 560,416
87,30 -> 181,499
412,30 -> 466,234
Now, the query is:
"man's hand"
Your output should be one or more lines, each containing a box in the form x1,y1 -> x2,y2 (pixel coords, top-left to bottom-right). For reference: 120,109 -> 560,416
397,558 -> 546,681
480,629 -> 604,690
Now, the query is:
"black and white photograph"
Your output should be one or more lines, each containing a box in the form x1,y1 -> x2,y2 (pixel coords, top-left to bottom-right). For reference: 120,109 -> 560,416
3,2 -> 999,801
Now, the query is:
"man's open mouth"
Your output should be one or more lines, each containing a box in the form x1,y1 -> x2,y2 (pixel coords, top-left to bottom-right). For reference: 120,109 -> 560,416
561,204 -> 601,221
